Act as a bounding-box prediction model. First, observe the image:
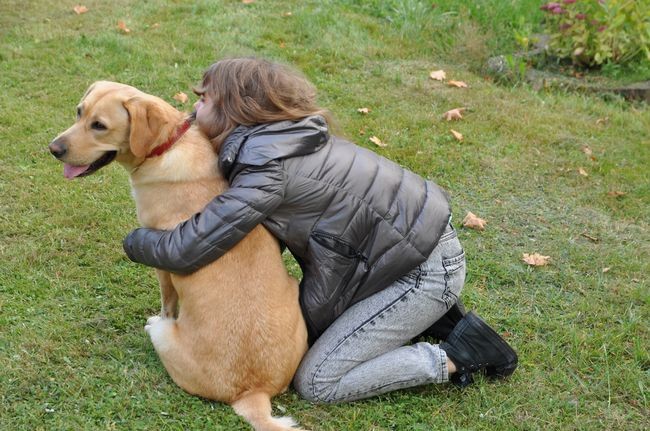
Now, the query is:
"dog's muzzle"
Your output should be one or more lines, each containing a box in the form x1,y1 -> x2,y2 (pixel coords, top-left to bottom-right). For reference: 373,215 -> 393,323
49,137 -> 67,159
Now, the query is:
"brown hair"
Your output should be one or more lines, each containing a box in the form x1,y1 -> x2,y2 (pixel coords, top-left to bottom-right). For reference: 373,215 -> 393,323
194,57 -> 332,148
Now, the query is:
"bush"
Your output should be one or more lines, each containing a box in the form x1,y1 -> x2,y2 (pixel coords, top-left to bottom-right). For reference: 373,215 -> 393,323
539,0 -> 650,66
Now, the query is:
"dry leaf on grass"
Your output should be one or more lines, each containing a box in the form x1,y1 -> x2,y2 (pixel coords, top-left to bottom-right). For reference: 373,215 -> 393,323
369,136 -> 386,147
450,129 -> 463,141
117,20 -> 131,33
429,70 -> 446,81
73,5 -> 88,14
462,212 -> 487,231
607,190 -> 626,197
357,107 -> 370,114
602,267 -> 610,273
242,0 -> 255,3
578,167 -> 588,177
448,80 -> 468,88
581,145 -> 592,156
596,117 -> 609,125
522,253 -> 551,267
443,107 -> 466,121
173,92 -> 188,104
282,11 -> 292,17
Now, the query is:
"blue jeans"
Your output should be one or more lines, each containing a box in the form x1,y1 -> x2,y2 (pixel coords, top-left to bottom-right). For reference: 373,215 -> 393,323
293,223 -> 466,403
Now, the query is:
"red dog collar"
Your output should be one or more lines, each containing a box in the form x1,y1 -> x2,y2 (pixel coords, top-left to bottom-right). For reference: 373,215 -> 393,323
146,118 -> 192,158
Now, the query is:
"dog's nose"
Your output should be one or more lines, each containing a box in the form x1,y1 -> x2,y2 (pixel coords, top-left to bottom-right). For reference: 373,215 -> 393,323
49,138 -> 67,159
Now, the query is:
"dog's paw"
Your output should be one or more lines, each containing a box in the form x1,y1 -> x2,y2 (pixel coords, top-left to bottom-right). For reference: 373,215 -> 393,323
144,315 -> 162,334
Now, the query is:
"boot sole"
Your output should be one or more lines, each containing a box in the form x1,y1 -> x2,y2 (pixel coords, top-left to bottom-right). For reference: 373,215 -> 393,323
485,362 -> 518,378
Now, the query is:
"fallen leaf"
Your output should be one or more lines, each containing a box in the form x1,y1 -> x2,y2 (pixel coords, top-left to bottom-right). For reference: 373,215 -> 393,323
279,41 -> 286,48
607,191 -> 626,197
581,145 -> 592,156
242,0 -> 255,3
151,23 -> 160,29
173,92 -> 188,104
73,5 -> 88,14
448,80 -> 468,88
358,127 -> 366,136
357,107 -> 370,114
450,129 -> 463,141
282,11 -> 292,16
442,107 -> 465,121
578,167 -> 588,177
369,136 -> 386,147
596,117 -> 609,125
522,253 -> 551,267
462,212 -> 487,231
602,267 -> 610,273
117,20 -> 131,33
429,70 -> 446,81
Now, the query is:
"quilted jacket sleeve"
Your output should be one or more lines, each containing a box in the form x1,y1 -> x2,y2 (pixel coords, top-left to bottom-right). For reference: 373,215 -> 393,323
123,161 -> 285,274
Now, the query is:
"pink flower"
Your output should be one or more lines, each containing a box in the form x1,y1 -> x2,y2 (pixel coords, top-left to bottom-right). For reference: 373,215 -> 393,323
575,13 -> 587,20
551,6 -> 565,14
598,25 -> 607,32
540,2 -> 562,11
563,0 -> 577,4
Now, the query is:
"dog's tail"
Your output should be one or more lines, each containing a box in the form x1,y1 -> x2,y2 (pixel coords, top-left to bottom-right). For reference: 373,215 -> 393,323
232,391 -> 307,431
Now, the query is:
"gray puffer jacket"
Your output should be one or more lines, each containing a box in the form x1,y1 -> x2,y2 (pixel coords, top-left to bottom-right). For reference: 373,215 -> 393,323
123,115 -> 451,341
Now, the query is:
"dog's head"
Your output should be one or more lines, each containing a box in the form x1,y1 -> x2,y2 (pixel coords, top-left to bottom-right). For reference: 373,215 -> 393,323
49,81 -> 183,178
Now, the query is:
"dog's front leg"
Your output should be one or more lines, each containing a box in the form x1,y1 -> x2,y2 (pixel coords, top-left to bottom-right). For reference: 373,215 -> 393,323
155,269 -> 178,318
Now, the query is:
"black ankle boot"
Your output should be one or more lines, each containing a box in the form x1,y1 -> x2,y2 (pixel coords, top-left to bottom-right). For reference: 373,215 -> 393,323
440,312 -> 518,388
419,300 -> 466,341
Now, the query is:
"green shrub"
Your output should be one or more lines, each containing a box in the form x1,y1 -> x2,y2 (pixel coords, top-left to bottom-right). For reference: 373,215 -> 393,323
539,0 -> 650,66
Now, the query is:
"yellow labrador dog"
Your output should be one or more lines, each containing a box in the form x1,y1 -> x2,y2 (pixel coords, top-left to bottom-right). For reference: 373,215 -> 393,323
49,81 -> 308,431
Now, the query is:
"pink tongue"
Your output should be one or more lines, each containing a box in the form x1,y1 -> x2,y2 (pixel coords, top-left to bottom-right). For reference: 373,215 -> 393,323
64,163 -> 91,179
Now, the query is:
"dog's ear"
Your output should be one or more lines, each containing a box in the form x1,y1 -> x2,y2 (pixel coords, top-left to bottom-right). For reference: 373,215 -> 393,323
123,96 -> 174,158
82,82 -> 98,100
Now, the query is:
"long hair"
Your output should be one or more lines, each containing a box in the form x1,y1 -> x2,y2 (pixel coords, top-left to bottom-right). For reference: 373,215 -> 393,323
194,57 -> 332,149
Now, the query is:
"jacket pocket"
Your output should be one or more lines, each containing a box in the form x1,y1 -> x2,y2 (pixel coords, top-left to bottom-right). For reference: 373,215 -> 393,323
301,232 -> 365,337
311,231 -> 361,259
308,231 -> 362,300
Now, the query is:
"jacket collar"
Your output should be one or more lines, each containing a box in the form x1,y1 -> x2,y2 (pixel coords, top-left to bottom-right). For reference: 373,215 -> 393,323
219,115 -> 330,177
218,123 -> 265,176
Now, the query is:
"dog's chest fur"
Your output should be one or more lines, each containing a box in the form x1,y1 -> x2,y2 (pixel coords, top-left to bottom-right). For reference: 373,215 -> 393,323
129,130 -> 228,230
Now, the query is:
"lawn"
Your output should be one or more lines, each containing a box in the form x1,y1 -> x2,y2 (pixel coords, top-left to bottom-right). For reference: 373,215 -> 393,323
1,0 -> 648,430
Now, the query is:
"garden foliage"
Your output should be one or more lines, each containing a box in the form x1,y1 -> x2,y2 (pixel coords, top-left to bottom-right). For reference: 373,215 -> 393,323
540,0 -> 650,66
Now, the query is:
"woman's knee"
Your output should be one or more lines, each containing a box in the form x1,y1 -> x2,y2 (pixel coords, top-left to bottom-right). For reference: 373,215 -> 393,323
292,361 -> 338,403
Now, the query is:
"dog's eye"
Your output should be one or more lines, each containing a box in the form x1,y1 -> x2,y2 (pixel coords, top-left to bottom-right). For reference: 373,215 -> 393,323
91,121 -> 107,131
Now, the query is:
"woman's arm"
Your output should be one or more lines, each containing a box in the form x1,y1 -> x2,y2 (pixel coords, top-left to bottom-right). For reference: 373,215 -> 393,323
123,162 -> 285,274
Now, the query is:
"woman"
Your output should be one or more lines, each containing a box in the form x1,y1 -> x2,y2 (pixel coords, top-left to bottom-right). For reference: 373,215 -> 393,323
123,57 -> 517,403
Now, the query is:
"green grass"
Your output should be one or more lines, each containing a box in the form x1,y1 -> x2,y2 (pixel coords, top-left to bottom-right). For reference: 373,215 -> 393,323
1,0 -> 648,430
